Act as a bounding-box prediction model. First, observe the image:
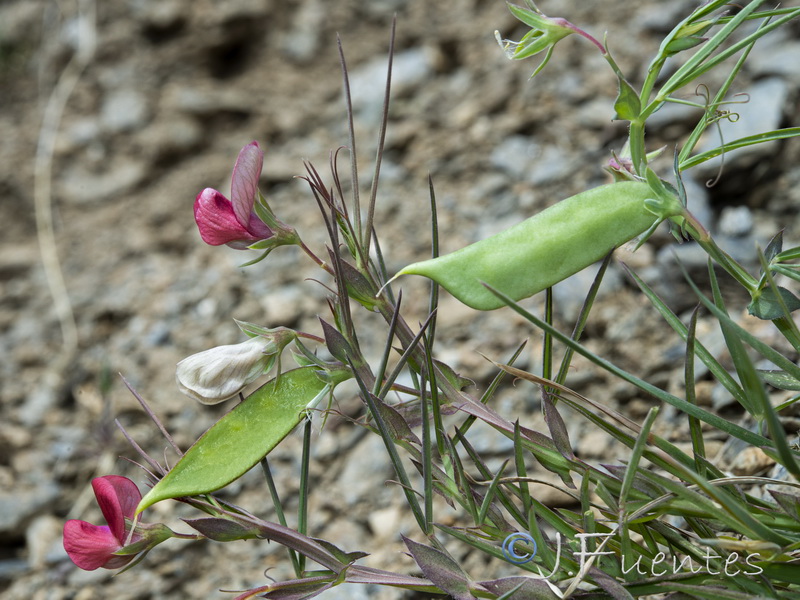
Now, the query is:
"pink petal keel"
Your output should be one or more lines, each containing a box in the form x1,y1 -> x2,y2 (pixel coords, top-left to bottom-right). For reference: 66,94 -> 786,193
194,188 -> 257,246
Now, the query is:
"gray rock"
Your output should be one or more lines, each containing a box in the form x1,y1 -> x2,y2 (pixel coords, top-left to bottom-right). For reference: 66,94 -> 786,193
552,261 -> 624,324
131,0 -> 185,31
279,0 -> 325,63
59,159 -> 147,204
26,514 -> 65,568
490,136 -> 574,185
748,39 -> 800,79
680,174 -> 713,232
64,117 -> 101,148
0,483 -> 60,538
638,0 -> 697,32
713,232 -> 758,266
101,89 -> 151,133
717,205 -> 754,237
647,241 -> 711,312
490,135 -> 534,180
336,434 -> 395,506
0,558 -> 28,584
350,48 -> 434,117
711,380 -> 738,410
459,417 -> 515,455
139,117 -> 203,162
647,98 -> 704,131
162,84 -> 253,116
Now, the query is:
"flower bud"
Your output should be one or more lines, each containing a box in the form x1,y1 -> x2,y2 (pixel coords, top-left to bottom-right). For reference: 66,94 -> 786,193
497,3 -> 604,78
176,336 -> 283,404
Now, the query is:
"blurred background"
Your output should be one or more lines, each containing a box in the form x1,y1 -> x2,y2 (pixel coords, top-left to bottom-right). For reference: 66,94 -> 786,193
2,0 -> 798,597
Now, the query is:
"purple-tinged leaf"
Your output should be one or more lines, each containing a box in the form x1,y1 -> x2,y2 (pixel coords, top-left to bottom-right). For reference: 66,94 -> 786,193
255,576 -> 334,600
345,564 -> 432,588
183,518 -> 261,542
478,576 -> 560,600
371,395 -> 422,447
434,359 -> 474,391
541,391 -> 574,460
319,318 -> 353,364
402,536 -> 474,600
588,566 -> 635,600
313,538 -> 367,565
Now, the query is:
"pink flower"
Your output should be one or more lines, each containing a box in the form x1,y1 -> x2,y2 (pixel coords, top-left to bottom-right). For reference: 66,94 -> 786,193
63,476 -> 143,570
194,141 -> 272,249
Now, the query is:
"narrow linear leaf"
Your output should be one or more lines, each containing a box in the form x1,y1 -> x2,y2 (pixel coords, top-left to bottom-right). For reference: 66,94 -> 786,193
681,128 -> 800,170
137,367 -> 329,513
708,263 -> 758,417
484,285 -> 771,448
775,244 -> 800,262
759,369 -> 800,391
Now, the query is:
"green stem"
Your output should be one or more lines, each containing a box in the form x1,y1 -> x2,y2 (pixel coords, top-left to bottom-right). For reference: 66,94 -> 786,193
629,119 -> 646,175
674,211 -> 758,293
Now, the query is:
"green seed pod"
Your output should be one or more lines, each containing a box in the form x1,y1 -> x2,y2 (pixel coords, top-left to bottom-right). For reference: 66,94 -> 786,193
137,367 -> 331,513
394,181 -> 661,310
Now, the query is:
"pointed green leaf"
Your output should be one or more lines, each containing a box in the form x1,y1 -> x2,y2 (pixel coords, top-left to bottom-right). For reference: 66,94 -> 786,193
748,285 -> 800,320
763,230 -> 784,265
613,76 -> 641,121
507,4 -> 550,30
664,34 -> 707,54
137,367 -> 328,512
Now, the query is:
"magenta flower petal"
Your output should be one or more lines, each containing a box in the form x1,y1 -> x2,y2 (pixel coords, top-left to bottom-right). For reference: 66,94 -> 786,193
92,475 -> 142,543
63,520 -> 132,571
194,188 -> 261,248
245,211 -> 272,240
230,141 -> 264,229
63,476 -> 170,572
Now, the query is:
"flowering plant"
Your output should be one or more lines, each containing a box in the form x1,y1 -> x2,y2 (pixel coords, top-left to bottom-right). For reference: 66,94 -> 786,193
64,1 -> 800,598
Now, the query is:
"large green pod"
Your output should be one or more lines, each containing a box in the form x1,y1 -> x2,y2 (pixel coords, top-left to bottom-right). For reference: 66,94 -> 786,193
137,367 -> 329,513
396,181 -> 658,310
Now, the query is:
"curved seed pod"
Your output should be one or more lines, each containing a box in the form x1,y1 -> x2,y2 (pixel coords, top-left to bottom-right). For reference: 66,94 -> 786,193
137,367 -> 330,513
394,181 -> 663,310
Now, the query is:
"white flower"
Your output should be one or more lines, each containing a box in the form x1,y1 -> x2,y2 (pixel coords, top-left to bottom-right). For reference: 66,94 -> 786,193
176,337 -> 274,404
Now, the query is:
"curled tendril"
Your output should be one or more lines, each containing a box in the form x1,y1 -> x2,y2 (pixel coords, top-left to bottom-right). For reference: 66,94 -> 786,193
694,84 -> 751,187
